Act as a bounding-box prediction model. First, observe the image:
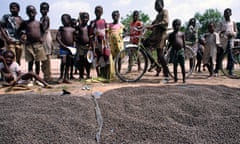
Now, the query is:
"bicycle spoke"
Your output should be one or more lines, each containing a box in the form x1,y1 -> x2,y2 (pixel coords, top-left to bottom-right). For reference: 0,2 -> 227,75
166,46 -> 196,79
115,47 -> 148,82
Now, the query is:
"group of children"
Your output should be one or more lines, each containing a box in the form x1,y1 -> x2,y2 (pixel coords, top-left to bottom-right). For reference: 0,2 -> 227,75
0,0 -> 238,87
186,8 -> 238,78
0,2 -> 129,86
56,5 -> 126,83
0,2 -> 52,87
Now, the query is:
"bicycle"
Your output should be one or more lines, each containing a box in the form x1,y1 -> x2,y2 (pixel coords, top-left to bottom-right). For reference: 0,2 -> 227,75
219,40 -> 240,79
114,27 -> 196,82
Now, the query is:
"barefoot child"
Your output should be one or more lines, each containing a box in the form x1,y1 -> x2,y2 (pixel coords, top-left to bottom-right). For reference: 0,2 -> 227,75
75,12 -> 92,80
89,5 -> 109,79
1,2 -> 23,65
40,2 -> 53,82
195,37 -> 205,72
18,5 -> 47,76
218,8 -> 238,76
0,50 -> 50,88
168,19 -> 186,83
56,14 -> 76,83
108,10 -> 124,59
108,10 -> 124,80
127,10 -> 143,73
202,22 -> 220,77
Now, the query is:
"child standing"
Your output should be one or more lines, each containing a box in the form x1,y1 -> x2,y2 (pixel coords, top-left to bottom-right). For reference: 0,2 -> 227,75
1,2 -> 23,65
108,10 -> 124,59
129,10 -> 143,45
127,10 -> 143,73
89,6 -> 109,79
75,12 -> 92,80
195,37 -> 205,72
168,19 -> 186,83
185,18 -> 198,46
108,10 -> 124,80
18,5 -> 46,76
218,8 -> 238,76
56,14 -> 76,83
202,22 -> 220,77
185,18 -> 198,70
40,2 -> 52,82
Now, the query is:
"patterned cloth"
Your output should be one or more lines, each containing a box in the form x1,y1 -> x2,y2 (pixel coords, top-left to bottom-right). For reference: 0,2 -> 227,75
108,23 -> 124,59
202,32 -> 220,65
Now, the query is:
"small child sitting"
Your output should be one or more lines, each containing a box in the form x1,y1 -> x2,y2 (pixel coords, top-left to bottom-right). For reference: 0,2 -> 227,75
0,50 -> 51,88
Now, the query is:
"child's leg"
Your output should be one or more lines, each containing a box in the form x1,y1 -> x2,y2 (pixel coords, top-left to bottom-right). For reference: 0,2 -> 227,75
198,57 -> 202,72
195,60 -> 199,72
41,55 -> 51,80
35,61 -> 40,75
78,55 -> 84,79
205,63 -> 212,76
59,55 -> 66,79
28,61 -> 34,72
70,56 -> 75,79
173,61 -> 178,82
209,57 -> 213,76
63,55 -> 71,81
214,47 -> 223,74
95,49 -> 101,76
179,55 -> 186,82
21,72 -> 49,87
195,54 -> 201,72
85,58 -> 92,78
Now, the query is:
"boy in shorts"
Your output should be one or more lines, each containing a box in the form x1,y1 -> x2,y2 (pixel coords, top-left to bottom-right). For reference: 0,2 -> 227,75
56,14 -> 76,83
18,5 -> 46,76
75,12 -> 92,80
168,19 -> 186,83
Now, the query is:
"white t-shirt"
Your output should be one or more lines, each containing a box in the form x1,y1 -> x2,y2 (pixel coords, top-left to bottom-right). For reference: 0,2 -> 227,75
0,62 -> 21,80
219,20 -> 237,49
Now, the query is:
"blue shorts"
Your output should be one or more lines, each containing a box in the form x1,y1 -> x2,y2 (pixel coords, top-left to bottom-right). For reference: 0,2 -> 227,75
60,47 -> 70,56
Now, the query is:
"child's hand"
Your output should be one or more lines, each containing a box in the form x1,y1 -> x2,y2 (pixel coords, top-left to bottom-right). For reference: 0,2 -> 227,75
20,34 -> 27,43
3,73 -> 14,82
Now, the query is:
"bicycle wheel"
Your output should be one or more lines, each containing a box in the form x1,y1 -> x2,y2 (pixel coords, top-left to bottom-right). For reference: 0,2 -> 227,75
115,46 -> 148,82
221,46 -> 240,79
166,45 -> 196,79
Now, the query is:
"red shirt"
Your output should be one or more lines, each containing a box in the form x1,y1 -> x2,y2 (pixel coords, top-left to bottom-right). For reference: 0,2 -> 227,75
130,20 -> 143,44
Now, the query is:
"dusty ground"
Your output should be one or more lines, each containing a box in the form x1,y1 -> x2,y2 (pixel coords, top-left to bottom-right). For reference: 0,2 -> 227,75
0,58 -> 240,143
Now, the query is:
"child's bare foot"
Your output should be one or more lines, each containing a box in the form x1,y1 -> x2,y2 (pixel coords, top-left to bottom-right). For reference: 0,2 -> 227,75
62,79 -> 71,84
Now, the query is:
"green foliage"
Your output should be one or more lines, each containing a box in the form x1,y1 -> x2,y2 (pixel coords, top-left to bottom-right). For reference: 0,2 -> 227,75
120,10 -> 151,32
194,8 -> 223,35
